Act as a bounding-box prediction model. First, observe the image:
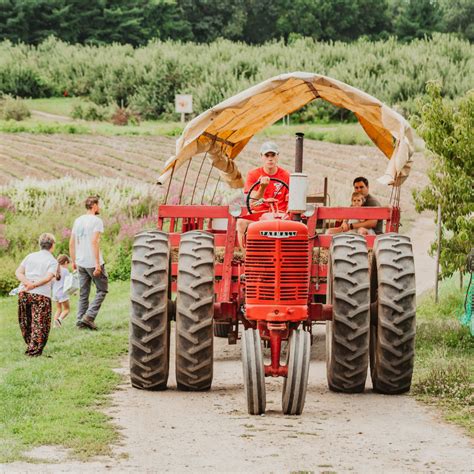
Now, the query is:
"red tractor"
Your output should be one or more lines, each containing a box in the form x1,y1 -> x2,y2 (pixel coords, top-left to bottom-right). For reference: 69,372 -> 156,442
129,73 -> 417,415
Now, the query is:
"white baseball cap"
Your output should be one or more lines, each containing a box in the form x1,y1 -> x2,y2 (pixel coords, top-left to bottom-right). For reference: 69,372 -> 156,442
260,141 -> 279,155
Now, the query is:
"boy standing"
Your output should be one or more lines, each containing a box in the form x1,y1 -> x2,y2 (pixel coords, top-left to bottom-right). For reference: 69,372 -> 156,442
69,196 -> 108,330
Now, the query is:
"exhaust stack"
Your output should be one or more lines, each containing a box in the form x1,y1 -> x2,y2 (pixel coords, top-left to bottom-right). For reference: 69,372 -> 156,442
288,133 -> 308,213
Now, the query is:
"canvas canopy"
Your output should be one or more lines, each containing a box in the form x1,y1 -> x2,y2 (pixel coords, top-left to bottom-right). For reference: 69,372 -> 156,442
158,72 -> 415,189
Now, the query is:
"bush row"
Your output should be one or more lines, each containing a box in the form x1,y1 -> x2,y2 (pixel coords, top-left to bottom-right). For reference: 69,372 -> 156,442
0,34 -> 472,120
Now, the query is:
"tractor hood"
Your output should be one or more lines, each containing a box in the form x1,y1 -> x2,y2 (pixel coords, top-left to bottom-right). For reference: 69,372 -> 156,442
158,72 -> 415,189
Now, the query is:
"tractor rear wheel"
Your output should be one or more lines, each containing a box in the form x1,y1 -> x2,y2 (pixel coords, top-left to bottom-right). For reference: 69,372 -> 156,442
129,230 -> 171,390
242,328 -> 266,415
326,233 -> 370,393
370,234 -> 416,394
175,231 -> 215,391
282,329 -> 311,415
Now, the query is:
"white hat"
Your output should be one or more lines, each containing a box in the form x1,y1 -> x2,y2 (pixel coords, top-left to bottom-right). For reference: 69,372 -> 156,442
260,141 -> 279,155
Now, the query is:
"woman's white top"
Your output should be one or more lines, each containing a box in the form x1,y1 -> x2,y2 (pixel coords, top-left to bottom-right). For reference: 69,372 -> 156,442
19,250 -> 57,298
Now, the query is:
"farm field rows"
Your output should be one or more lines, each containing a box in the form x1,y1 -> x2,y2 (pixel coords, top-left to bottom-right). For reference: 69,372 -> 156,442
0,133 -> 428,223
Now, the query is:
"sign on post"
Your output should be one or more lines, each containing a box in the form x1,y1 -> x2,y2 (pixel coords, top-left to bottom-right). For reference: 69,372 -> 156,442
175,94 -> 193,124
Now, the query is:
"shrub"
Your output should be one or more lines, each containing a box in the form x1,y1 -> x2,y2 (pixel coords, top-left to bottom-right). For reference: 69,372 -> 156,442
0,258 -> 19,295
72,102 -> 110,121
0,96 -> 31,121
110,107 -> 140,126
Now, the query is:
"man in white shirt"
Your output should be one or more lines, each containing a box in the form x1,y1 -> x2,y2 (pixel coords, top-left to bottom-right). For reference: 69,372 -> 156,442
69,196 -> 108,330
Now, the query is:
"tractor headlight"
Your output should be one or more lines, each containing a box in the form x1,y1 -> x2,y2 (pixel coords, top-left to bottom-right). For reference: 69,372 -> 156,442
303,204 -> 316,217
229,204 -> 242,217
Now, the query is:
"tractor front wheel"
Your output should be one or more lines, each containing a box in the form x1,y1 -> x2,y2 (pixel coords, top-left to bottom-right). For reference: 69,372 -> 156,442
370,234 -> 416,394
175,231 -> 215,391
242,328 -> 266,415
282,329 -> 311,415
129,231 -> 171,390
326,233 -> 370,393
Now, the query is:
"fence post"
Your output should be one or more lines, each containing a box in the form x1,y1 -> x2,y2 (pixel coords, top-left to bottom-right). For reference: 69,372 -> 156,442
435,203 -> 442,303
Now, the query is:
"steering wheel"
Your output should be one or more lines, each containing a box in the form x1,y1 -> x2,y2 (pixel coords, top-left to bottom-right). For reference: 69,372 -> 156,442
246,178 -> 289,214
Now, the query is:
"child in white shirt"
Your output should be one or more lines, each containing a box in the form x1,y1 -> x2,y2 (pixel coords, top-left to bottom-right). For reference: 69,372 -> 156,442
52,255 -> 71,327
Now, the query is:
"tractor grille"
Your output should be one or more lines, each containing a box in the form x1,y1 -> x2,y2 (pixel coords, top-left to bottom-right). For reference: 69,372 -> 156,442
246,237 -> 309,303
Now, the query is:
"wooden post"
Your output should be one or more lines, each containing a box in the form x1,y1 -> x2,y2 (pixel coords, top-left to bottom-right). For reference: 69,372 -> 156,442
435,203 -> 442,303
181,112 -> 185,124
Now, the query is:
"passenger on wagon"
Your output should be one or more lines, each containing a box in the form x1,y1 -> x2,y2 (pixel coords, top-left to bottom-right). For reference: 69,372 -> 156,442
236,141 -> 290,248
338,176 -> 383,235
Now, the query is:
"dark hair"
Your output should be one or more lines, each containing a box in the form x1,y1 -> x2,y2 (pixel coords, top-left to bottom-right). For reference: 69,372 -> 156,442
56,254 -> 71,280
85,196 -> 100,209
353,176 -> 369,187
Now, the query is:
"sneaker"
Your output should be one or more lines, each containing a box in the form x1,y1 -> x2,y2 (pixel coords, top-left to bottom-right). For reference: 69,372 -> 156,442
54,319 -> 62,328
82,315 -> 98,330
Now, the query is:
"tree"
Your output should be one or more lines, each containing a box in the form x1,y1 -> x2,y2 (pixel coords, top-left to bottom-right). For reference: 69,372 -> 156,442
177,0 -> 247,43
392,0 -> 443,41
439,0 -> 474,42
412,82 -> 474,279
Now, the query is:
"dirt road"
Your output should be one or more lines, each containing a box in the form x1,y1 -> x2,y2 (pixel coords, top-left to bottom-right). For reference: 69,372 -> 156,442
6,335 -> 473,473
4,217 -> 473,473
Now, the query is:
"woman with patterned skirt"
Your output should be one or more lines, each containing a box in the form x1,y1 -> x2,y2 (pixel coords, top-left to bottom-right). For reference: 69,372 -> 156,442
15,233 -> 57,357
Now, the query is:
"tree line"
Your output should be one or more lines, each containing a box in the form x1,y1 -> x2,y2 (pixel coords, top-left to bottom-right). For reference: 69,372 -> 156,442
0,0 -> 472,46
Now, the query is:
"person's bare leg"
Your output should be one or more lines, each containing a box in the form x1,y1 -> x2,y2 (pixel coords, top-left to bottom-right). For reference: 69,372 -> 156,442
326,226 -> 342,235
54,302 -> 63,327
59,300 -> 70,322
237,219 -> 250,250
53,301 -> 61,322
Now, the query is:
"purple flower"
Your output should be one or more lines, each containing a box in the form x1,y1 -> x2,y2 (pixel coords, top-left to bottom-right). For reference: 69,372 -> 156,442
0,196 -> 14,211
0,236 -> 9,250
61,227 -> 72,239
117,215 -> 157,241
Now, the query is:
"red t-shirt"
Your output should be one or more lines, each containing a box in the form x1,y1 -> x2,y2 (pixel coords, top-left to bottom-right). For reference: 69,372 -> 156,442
244,167 -> 290,213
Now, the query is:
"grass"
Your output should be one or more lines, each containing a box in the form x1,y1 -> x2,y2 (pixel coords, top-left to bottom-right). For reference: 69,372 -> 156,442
412,275 -> 473,435
0,281 -> 129,462
23,98 -> 84,117
262,122 -> 373,146
5,98 -> 375,145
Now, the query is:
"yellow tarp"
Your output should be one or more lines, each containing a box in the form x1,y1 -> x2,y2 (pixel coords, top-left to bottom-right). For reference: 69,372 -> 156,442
158,72 -> 415,188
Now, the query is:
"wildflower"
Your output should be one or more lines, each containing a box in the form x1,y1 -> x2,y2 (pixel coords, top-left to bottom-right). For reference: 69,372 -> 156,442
61,227 -> 72,239
0,236 -> 9,250
0,196 -> 14,211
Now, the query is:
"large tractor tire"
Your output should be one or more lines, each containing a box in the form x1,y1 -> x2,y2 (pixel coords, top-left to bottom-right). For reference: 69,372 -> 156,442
242,328 -> 266,415
129,230 -> 171,390
326,233 -> 370,393
370,234 -> 416,394
282,329 -> 311,415
176,231 -> 215,391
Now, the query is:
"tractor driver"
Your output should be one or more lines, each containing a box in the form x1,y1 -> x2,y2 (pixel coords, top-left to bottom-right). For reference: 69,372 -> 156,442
236,141 -> 290,248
